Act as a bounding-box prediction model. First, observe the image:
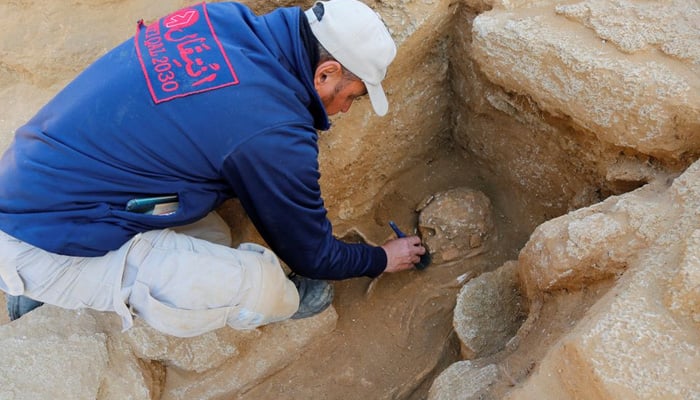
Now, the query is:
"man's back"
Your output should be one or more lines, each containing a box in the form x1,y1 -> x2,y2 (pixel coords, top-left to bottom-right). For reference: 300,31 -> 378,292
0,2 -> 326,257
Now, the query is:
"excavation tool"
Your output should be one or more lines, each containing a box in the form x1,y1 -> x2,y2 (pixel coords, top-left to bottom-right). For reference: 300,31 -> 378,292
388,221 -> 431,270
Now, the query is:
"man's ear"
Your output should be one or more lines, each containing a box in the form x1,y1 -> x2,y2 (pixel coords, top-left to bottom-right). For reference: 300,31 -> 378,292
314,60 -> 343,90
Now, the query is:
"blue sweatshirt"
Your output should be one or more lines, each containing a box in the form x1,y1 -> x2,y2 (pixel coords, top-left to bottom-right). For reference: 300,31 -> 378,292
0,2 -> 386,280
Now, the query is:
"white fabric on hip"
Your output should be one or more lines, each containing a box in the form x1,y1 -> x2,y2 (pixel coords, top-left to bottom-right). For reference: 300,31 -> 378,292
0,212 -> 299,337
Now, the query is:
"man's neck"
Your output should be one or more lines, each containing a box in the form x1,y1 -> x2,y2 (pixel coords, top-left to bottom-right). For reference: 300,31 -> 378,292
299,11 -> 320,74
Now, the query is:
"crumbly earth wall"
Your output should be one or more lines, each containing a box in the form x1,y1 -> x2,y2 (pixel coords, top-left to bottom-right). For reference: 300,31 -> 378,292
431,0 -> 700,398
508,162 -> 700,399
0,0 -> 698,399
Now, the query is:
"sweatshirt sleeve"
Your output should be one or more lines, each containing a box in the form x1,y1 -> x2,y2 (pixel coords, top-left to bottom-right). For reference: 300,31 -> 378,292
221,125 -> 387,280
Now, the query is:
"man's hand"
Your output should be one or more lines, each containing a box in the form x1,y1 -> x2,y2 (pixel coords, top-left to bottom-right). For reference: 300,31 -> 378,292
381,236 -> 426,273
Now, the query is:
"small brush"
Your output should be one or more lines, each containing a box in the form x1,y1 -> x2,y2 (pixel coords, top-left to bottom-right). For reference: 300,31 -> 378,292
388,221 -> 431,270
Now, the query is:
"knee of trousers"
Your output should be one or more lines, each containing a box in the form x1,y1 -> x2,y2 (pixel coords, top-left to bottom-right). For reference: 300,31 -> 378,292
126,236 -> 299,337
231,243 -> 299,329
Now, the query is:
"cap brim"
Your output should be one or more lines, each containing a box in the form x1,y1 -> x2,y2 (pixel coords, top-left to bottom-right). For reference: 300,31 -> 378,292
365,81 -> 389,116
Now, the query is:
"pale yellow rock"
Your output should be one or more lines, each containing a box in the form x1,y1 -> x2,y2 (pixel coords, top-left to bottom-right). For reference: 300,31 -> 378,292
465,0 -> 563,12
0,294 -> 8,326
507,268 -> 700,400
0,335 -> 108,400
450,3 -> 620,229
453,261 -> 525,359
160,307 -> 337,400
508,160 -> 700,399
428,361 -> 499,400
556,0 -> 700,64
519,204 -> 637,296
100,333 -> 161,400
668,229 -> 700,324
0,306 -> 151,400
123,318 -> 257,373
471,2 -> 700,161
0,303 -> 337,400
517,163 -> 680,299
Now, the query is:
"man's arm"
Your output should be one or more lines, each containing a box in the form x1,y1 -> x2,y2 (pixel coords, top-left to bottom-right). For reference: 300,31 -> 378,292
221,125 -> 390,280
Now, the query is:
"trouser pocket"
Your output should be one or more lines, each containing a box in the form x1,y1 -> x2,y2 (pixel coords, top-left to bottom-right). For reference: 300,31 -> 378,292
129,280 -> 233,337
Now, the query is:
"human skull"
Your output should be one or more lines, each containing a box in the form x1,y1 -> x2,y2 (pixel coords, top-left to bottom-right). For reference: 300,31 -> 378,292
417,188 -> 494,263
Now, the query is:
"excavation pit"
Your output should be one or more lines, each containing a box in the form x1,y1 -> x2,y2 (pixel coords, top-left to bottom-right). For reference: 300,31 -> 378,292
0,0 -> 698,399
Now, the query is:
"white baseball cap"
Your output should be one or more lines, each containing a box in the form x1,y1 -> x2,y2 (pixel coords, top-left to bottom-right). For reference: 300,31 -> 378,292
305,0 -> 397,116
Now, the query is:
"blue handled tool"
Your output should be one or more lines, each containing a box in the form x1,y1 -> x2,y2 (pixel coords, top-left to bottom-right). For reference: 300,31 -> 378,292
389,221 -> 431,270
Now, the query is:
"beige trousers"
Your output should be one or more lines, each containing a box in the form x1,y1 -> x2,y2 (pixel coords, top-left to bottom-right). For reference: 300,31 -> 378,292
0,213 -> 299,337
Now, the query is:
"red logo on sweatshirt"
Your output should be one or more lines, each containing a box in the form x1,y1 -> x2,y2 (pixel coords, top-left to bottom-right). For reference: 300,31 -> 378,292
135,3 -> 238,103
163,9 -> 199,29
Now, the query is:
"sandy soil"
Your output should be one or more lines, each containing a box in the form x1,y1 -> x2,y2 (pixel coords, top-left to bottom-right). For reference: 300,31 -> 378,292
0,147 -> 577,399
233,147 -> 540,399
0,296 -> 8,326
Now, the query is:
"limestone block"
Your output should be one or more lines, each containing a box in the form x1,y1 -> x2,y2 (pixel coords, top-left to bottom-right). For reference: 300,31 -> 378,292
500,345 -> 572,400
506,160 -> 700,399
0,302 -> 337,400
428,361 -> 499,400
418,187 -> 495,263
471,2 -> 700,161
507,267 -> 700,400
160,307 -> 337,400
465,0 -> 560,11
123,317 -> 258,373
662,161 -> 700,258
101,334 -> 164,400
0,335 -> 107,400
649,198 -> 700,355
669,159 -> 700,213
0,294 -> 8,326
518,191 -> 657,295
0,306 -> 151,400
556,0 -> 700,64
454,261 -> 526,359
665,162 -> 700,324
667,231 -> 700,324
451,5 -> 617,227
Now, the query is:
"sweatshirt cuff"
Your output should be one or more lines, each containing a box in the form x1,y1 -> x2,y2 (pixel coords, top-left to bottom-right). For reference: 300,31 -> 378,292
366,245 -> 387,278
